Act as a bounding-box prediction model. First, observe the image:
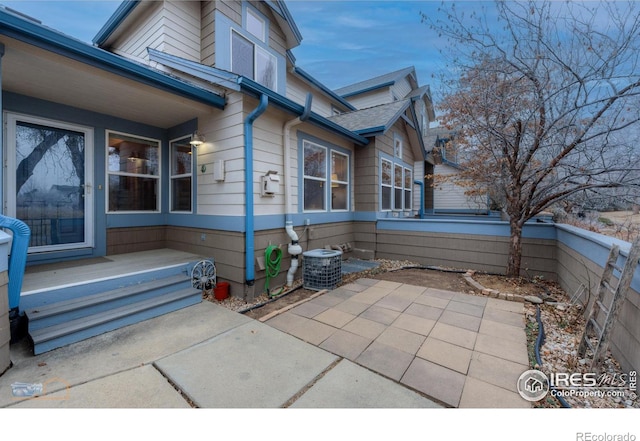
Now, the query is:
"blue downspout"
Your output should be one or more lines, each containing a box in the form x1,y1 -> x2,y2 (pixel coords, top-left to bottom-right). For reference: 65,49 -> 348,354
414,180 -> 425,219
244,94 -> 268,287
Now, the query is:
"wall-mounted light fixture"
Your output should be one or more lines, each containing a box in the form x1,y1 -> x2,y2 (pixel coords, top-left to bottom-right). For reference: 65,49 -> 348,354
190,131 -> 205,147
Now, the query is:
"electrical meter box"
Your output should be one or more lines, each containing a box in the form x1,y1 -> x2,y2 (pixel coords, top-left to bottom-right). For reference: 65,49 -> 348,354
261,172 -> 280,196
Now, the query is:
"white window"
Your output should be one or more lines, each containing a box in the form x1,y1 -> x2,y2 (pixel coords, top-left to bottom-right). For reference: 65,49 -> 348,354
394,164 -> 403,210
380,157 -> 412,212
331,151 -> 349,211
303,140 -> 350,212
381,158 -> 392,211
246,8 -> 266,42
303,141 -> 327,211
170,136 -> 192,212
231,30 -> 276,89
107,131 -> 160,212
394,134 -> 403,158
404,167 -> 412,210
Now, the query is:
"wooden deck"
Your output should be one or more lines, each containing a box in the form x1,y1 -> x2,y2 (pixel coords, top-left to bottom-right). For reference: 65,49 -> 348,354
22,249 -> 205,294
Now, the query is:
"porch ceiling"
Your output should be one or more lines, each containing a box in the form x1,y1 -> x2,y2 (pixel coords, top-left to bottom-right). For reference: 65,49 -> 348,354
1,37 -> 218,128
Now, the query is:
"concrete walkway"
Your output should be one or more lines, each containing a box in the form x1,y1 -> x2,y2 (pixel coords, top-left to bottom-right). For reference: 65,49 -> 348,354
0,278 -> 531,408
0,297 -> 439,408
265,279 -> 531,408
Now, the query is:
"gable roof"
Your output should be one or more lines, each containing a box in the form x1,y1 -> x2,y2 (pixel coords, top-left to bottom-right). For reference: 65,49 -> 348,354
94,1 -> 302,49
328,99 -> 411,137
334,66 -> 416,98
147,48 -> 369,146
0,6 -> 225,111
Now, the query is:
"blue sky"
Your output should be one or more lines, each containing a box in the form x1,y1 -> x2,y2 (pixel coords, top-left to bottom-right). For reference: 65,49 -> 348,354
1,0 -> 450,94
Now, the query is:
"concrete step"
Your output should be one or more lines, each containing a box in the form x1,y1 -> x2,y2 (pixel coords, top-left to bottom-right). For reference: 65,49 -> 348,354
29,287 -> 201,355
26,274 -> 191,331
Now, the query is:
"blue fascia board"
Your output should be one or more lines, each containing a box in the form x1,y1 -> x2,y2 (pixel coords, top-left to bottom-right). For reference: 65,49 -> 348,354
355,126 -> 386,137
92,0 -> 140,46
293,67 -> 356,111
339,81 -> 395,98
0,9 -> 225,110
147,48 -> 240,91
353,100 -> 412,137
270,0 -> 303,44
238,77 -> 369,146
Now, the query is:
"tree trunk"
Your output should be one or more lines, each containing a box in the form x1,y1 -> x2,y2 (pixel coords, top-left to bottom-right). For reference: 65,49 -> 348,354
506,220 -> 523,277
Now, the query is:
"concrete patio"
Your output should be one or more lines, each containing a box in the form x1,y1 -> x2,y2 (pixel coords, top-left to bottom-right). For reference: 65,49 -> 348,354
265,278 -> 531,408
1,278 -> 532,408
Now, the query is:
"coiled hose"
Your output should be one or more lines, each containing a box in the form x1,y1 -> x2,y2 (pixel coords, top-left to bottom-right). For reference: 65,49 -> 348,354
265,245 -> 284,298
535,306 -> 571,408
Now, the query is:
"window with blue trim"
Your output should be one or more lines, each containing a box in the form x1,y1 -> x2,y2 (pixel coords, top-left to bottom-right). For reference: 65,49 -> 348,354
230,6 -> 276,89
381,155 -> 412,212
303,140 -> 350,212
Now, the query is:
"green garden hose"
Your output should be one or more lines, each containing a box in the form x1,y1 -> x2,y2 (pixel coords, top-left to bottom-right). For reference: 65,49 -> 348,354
265,245 -> 284,298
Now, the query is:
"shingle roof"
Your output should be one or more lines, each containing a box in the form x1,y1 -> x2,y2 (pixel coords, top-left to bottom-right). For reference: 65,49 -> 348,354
334,66 -> 416,97
328,99 -> 411,136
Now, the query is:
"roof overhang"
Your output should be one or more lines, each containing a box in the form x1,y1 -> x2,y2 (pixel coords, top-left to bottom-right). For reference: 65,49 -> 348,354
0,7 -> 224,128
147,48 -> 369,146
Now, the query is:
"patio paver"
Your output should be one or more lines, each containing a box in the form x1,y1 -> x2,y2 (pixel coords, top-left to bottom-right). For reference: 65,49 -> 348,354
263,279 -> 532,408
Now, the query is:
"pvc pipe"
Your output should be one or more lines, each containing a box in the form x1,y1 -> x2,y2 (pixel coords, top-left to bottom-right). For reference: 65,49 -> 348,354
244,94 -> 268,286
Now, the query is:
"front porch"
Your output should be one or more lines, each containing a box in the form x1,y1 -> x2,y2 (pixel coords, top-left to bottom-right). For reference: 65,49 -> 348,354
19,248 -> 208,354
22,248 -> 206,296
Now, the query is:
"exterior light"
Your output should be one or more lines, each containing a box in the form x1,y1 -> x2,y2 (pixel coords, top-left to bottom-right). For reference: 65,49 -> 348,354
190,131 -> 205,146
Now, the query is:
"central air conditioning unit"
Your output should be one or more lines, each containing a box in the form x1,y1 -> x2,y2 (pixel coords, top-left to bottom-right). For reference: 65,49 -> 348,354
302,249 -> 342,291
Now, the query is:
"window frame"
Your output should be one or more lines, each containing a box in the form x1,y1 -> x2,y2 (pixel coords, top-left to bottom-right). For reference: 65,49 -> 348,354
106,130 -> 161,214
246,7 -> 266,42
302,138 -> 351,213
169,135 -> 194,213
230,29 -> 277,90
380,154 -> 413,213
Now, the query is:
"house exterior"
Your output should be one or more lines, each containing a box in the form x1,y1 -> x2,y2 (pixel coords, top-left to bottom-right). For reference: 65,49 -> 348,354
0,0 -> 434,301
335,68 -> 488,215
427,128 -> 490,214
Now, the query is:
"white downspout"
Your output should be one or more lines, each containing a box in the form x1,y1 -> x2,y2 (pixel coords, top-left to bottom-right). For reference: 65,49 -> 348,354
283,94 -> 312,286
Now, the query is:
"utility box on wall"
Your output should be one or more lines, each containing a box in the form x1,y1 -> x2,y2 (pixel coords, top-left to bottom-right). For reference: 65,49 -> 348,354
261,171 -> 280,197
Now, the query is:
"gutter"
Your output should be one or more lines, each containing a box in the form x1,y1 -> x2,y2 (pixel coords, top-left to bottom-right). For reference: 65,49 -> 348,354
238,77 -> 369,146
0,8 -> 225,110
244,94 -> 269,290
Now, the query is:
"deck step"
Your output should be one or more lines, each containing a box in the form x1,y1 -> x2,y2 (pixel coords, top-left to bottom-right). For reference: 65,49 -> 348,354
26,274 -> 191,331
27,274 -> 202,355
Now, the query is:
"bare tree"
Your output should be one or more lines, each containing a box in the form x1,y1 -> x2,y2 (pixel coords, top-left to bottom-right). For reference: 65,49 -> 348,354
425,1 -> 640,277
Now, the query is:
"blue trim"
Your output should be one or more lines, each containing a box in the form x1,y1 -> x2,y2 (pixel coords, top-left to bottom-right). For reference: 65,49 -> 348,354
270,0 -> 303,44
244,95 -> 269,285
376,218 -> 557,240
0,8 -> 225,110
339,81 -> 395,98
148,48 -> 240,91
239,77 -> 369,145
293,67 -> 357,111
297,131 -> 353,215
147,46 -> 368,146
92,0 -> 140,45
215,10 -> 287,94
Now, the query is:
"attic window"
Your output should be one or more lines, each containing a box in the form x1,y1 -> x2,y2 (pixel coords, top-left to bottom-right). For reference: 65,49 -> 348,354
231,30 -> 276,90
246,8 -> 266,42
